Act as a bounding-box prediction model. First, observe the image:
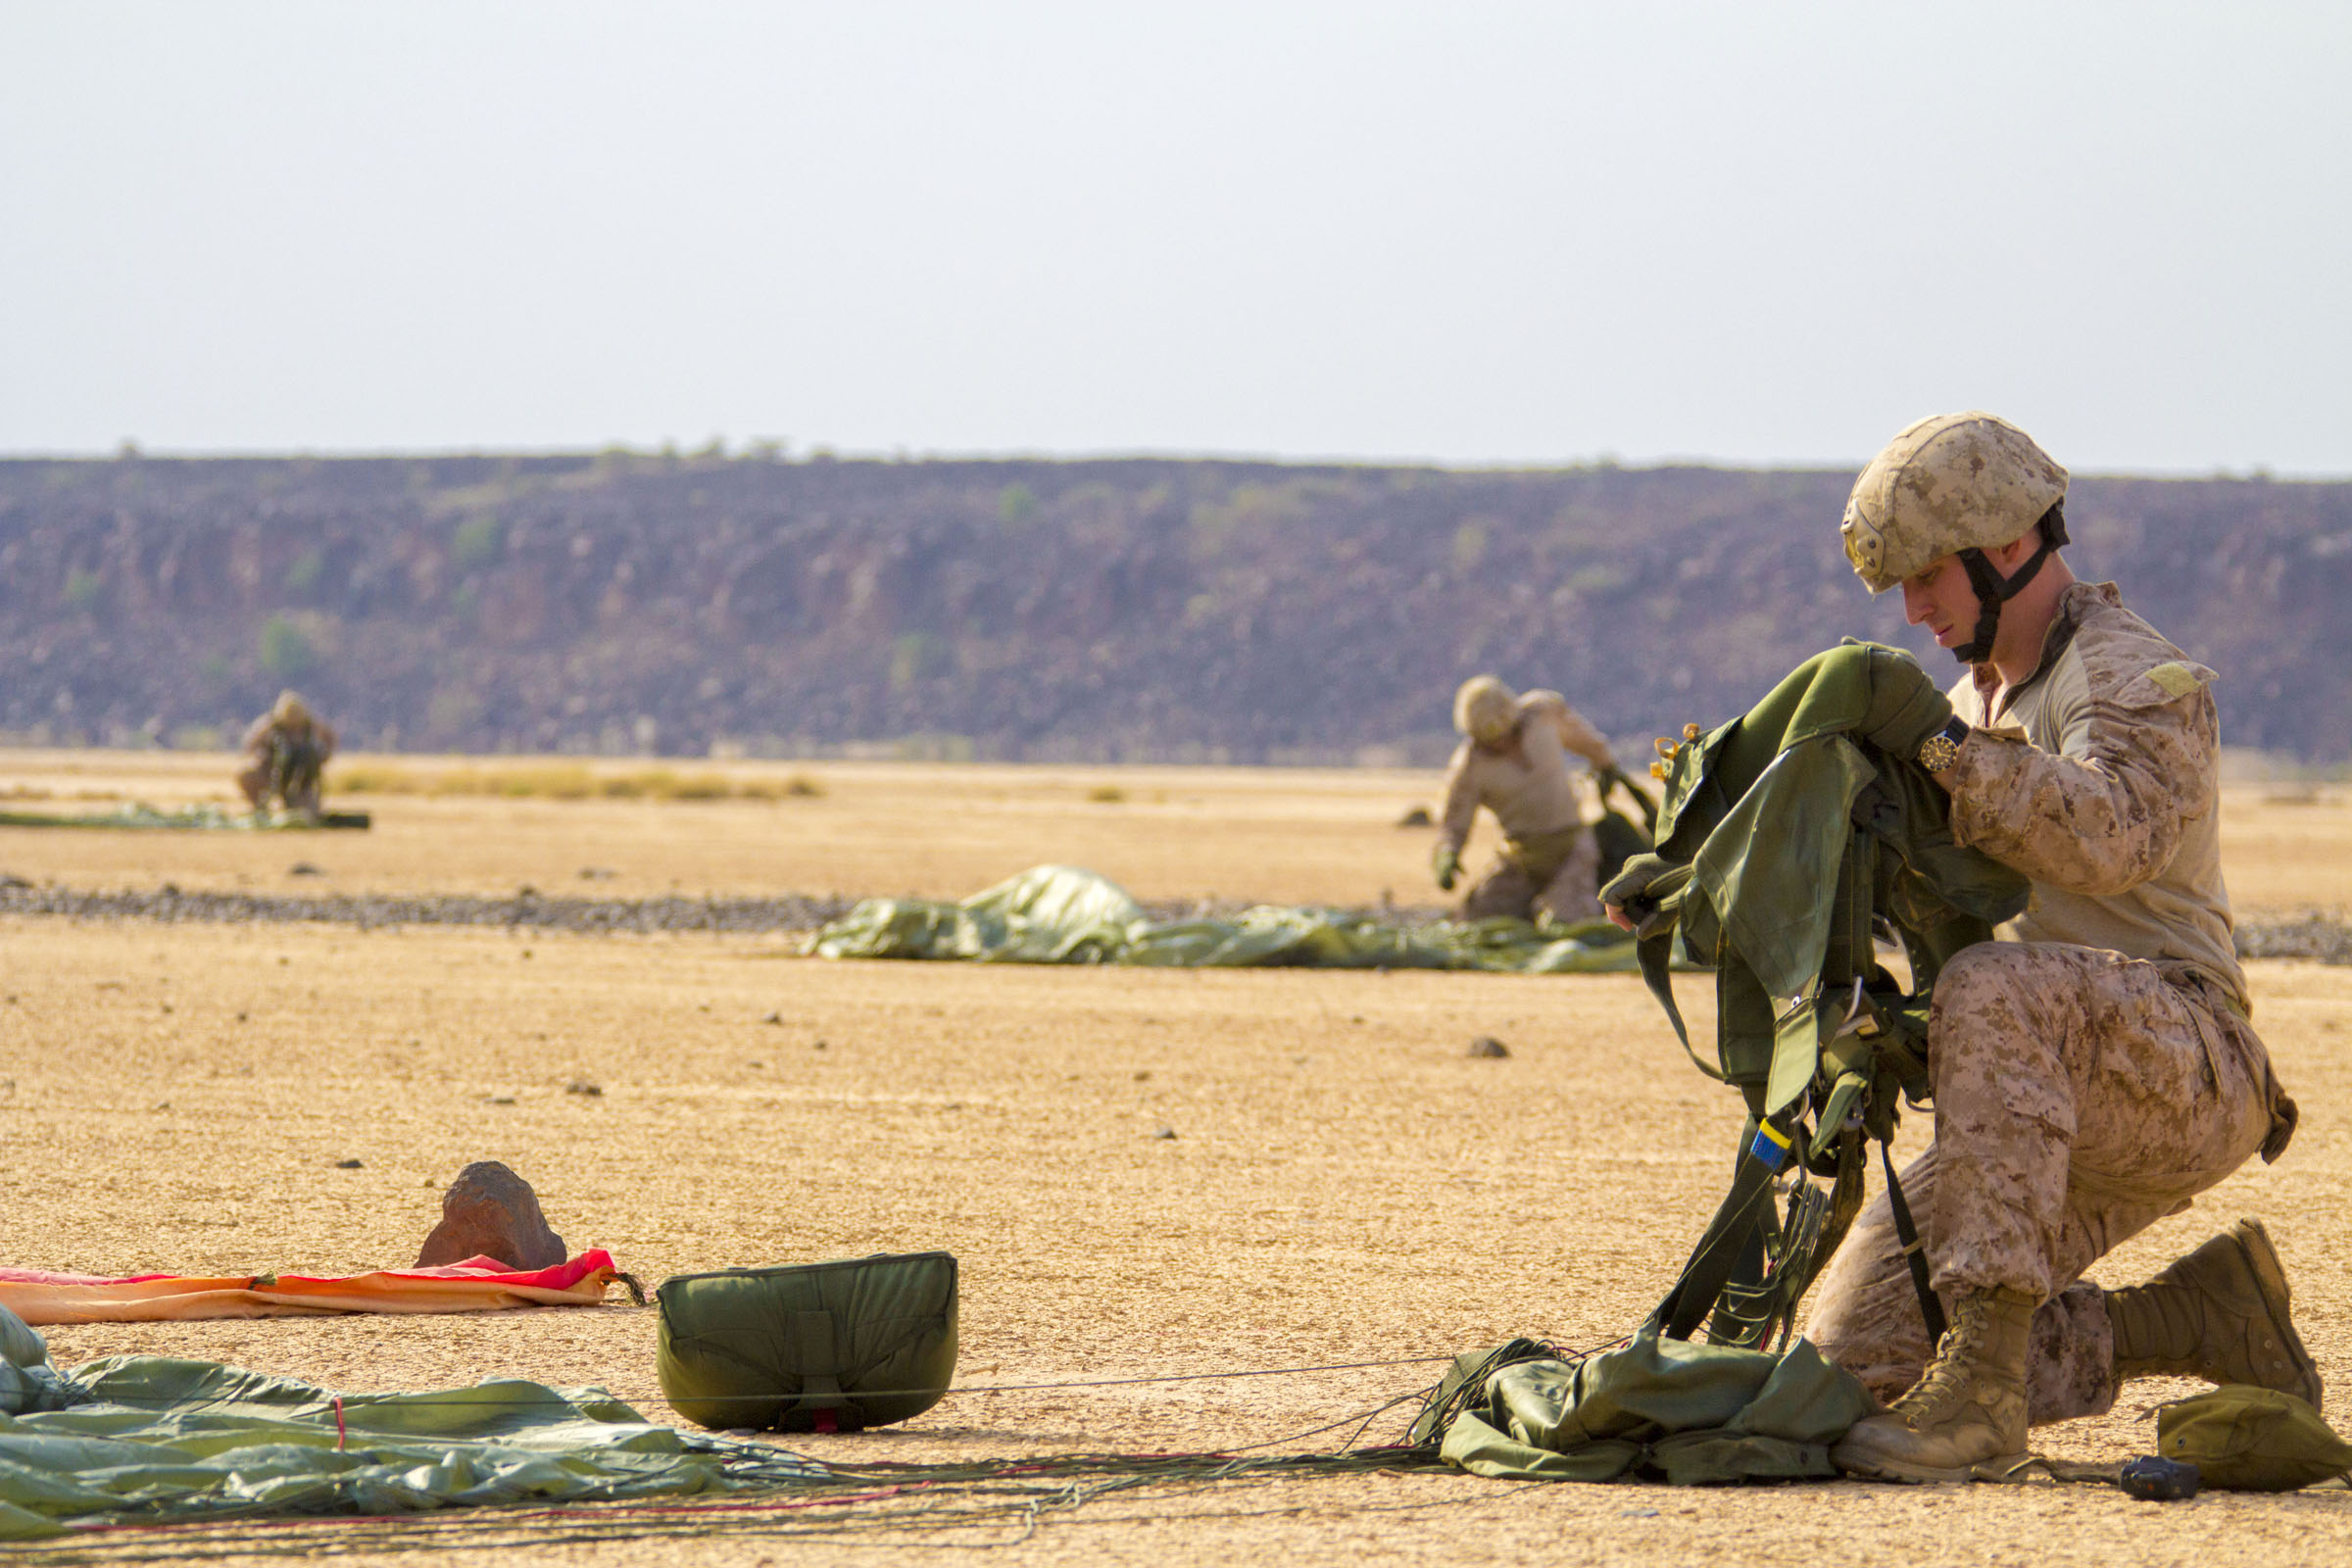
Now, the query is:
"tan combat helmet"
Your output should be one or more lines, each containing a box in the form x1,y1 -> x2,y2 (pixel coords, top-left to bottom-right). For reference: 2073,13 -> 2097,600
1840,411 -> 2070,662
1453,675 -> 1518,745
271,689 -> 313,728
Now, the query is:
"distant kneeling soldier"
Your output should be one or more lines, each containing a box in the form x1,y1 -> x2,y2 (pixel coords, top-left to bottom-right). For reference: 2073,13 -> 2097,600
236,689 -> 338,819
1433,676 -> 1618,924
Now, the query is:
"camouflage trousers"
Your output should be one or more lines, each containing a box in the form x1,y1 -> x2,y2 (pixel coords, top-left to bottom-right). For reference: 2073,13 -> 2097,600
1460,826 -> 1601,924
235,758 -> 322,815
1805,941 -> 2286,1423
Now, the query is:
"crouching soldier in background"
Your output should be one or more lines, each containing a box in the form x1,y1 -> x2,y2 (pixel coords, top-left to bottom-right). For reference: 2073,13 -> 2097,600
1433,676 -> 1619,924
236,690 -> 337,819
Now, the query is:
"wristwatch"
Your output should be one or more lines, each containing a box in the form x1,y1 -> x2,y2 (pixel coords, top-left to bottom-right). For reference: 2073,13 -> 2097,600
1916,714 -> 1971,774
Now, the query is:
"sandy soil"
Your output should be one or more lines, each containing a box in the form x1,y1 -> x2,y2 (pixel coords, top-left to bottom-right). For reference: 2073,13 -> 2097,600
3,751 -> 2351,1564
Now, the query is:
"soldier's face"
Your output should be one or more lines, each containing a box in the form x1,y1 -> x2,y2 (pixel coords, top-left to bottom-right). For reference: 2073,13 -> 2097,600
1900,555 -> 1979,652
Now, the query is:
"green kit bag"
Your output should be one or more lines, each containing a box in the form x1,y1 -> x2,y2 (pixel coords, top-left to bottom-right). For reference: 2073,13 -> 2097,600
2157,1386 -> 2352,1492
656,1251 -> 958,1433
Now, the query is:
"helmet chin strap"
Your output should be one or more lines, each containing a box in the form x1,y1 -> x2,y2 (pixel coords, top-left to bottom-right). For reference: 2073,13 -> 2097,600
1947,506 -> 2070,664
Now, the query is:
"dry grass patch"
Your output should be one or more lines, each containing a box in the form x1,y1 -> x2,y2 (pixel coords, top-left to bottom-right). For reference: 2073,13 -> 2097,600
331,761 -> 809,804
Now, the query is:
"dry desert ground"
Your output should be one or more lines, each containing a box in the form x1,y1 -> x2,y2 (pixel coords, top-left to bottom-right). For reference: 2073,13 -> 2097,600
4,749 -> 2352,1565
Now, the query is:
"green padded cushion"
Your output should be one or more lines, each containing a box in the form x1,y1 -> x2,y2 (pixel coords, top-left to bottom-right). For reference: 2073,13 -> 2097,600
656,1251 -> 958,1432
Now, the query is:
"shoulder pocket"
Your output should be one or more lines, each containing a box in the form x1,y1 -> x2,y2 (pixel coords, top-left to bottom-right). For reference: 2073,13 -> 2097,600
2114,658 -> 2216,709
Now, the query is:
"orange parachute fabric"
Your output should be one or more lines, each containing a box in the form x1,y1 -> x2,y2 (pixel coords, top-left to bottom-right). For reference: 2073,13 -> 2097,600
0,1250 -> 627,1326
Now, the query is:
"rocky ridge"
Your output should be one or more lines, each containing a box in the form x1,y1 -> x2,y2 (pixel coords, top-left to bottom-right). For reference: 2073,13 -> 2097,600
3,453 -> 2345,762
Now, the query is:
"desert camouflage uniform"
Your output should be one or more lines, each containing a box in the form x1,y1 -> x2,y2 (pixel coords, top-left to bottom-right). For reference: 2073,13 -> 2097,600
1807,582 -> 2296,1421
236,711 -> 338,815
1439,691 -> 1616,922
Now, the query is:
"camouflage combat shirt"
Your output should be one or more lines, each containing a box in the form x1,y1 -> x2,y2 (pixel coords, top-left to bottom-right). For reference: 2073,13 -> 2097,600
1439,691 -> 1617,855
1942,580 -> 2246,1009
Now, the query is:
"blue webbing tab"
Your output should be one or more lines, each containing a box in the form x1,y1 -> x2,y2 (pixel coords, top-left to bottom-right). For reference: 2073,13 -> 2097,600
1748,1120 -> 1795,1172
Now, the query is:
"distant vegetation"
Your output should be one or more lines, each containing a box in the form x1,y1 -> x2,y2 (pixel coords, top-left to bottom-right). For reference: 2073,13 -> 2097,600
331,761 -> 823,802
2,451 -> 2346,761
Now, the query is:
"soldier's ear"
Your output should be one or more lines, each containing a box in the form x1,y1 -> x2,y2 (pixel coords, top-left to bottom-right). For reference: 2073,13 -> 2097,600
1986,534 -> 2040,572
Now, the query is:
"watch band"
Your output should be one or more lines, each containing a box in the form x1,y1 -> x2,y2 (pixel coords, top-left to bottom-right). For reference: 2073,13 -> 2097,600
1916,714 -> 1970,773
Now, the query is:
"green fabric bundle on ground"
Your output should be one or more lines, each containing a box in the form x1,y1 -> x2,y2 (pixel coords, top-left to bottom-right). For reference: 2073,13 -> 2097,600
1427,1331 -> 1874,1485
0,1302 -> 814,1541
657,1253 -> 959,1433
2158,1386 -> 2352,1491
0,804 -> 368,831
808,864 -> 1644,974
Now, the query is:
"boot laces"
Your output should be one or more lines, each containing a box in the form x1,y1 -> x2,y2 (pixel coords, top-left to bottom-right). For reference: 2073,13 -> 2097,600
1893,1309 -> 1991,1426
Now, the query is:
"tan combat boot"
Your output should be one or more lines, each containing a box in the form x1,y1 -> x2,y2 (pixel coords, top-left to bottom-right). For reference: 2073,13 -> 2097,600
2107,1218 -> 2322,1409
1831,1287 -> 2035,1482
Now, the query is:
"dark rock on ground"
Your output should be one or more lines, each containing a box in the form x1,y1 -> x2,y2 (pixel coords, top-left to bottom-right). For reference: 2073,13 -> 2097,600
416,1160 -> 567,1271
2236,913 -> 2352,965
1467,1036 -> 1509,1058
0,881 -> 856,935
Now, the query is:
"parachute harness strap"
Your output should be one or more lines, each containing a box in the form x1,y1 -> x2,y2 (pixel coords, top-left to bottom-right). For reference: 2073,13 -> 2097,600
1879,1137 -> 1948,1346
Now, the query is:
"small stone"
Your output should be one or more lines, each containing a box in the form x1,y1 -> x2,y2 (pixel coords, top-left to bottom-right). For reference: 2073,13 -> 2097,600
1467,1036 -> 1510,1058
1396,805 -> 1433,827
416,1159 -> 566,1270
762,1011 -> 783,1025
577,866 -> 616,880
1152,1125 -> 1178,1140
564,1079 -> 603,1097
1133,1069 -> 1152,1081
748,1059 -> 765,1069
335,1157 -> 363,1169
812,1039 -> 828,1051
489,1095 -> 517,1105
288,862 -> 324,876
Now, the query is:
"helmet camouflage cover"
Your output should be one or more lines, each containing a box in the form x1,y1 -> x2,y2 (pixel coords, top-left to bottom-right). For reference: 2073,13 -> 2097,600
1840,412 -> 2069,592
1453,675 -> 1518,743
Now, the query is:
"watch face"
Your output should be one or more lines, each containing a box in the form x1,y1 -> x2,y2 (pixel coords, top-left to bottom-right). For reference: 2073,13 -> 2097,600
1918,734 -> 1961,773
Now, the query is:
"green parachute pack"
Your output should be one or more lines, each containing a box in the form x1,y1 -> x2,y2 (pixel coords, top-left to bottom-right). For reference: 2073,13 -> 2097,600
656,1252 -> 959,1433
1603,643 -> 2030,1348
